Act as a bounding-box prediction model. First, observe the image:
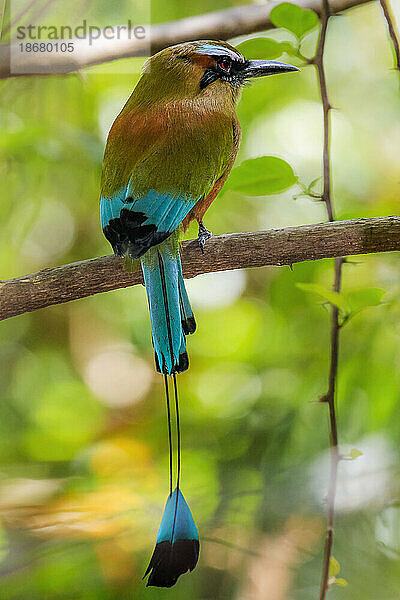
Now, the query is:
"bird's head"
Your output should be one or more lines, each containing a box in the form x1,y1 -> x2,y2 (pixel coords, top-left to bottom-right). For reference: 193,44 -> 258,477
135,40 -> 299,106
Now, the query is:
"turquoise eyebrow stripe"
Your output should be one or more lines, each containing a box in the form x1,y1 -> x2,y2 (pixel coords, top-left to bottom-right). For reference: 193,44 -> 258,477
196,43 -> 243,60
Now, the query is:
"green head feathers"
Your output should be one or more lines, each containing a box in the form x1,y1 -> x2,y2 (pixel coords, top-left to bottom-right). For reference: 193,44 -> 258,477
122,40 -> 299,109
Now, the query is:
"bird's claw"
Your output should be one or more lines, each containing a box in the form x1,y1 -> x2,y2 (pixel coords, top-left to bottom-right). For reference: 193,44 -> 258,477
197,221 -> 212,254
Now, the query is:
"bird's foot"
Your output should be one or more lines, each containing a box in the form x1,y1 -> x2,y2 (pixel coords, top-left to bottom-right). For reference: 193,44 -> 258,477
197,221 -> 212,254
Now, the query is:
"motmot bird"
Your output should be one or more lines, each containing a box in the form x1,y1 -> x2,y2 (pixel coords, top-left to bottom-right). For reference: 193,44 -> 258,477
100,40 -> 298,587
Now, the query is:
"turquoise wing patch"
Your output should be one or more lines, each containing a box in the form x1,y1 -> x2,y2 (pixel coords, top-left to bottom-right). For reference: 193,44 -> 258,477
101,186 -> 198,258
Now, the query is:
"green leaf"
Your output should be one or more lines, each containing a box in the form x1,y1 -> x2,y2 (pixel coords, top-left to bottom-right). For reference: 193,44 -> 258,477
328,556 -> 340,578
225,156 -> 297,196
296,283 -> 349,311
347,288 -> 386,312
349,448 -> 363,460
236,38 -> 285,60
308,177 -> 322,192
335,578 -> 348,587
270,2 -> 319,39
279,41 -> 299,57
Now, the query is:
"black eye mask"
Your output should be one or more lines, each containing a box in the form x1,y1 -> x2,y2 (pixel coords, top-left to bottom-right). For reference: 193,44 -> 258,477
199,57 -> 247,90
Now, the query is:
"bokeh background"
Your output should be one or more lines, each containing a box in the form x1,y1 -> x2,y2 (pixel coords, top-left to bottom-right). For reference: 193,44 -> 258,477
1,0 -> 400,598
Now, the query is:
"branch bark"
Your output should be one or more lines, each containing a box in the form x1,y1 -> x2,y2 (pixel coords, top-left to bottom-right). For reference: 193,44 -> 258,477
0,0 -> 372,78
313,0 -> 341,596
0,216 -> 399,321
379,0 -> 400,72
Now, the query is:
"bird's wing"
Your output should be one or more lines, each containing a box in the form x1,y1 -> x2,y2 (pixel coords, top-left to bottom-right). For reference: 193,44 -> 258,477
183,118 -> 241,227
100,105 -> 233,258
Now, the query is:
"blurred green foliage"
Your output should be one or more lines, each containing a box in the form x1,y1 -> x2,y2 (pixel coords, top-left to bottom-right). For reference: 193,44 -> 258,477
224,156 -> 297,195
1,0 -> 400,598
270,3 -> 319,39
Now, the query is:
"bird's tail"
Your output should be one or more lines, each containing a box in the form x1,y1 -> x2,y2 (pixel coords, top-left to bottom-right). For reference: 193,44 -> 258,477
144,374 -> 199,588
140,235 -> 195,375
141,237 -> 199,587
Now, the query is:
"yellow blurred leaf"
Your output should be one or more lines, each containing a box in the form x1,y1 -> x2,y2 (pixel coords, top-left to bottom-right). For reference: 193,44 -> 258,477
328,556 -> 340,578
349,448 -> 363,460
90,437 -> 151,477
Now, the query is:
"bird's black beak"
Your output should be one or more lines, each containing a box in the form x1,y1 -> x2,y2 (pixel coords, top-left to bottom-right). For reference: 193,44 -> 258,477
242,60 -> 300,79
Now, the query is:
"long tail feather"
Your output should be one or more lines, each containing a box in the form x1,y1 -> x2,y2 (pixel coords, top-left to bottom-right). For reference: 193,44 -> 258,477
172,373 -> 181,492
141,238 -> 199,587
164,375 -> 173,497
141,238 -> 191,374
144,356 -> 200,588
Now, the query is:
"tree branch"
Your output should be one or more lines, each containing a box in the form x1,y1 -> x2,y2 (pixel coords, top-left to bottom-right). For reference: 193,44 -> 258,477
0,216 -> 399,321
379,0 -> 400,72
0,0 -> 372,78
313,0 -> 341,596
313,0 -> 333,221
319,255 -> 342,599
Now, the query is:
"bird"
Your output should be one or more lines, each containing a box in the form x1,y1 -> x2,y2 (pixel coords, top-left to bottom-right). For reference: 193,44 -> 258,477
100,39 -> 298,588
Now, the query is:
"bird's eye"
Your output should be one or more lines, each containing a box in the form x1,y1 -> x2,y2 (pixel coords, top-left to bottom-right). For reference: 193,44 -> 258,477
218,58 -> 232,73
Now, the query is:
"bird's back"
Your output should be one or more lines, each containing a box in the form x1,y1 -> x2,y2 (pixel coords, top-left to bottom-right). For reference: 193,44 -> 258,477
101,93 -> 237,208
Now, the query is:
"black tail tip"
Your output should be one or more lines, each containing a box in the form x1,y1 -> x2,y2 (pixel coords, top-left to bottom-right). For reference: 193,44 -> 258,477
176,351 -> 189,373
182,316 -> 196,335
155,352 -> 161,373
154,351 -> 189,374
144,539 -> 200,588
